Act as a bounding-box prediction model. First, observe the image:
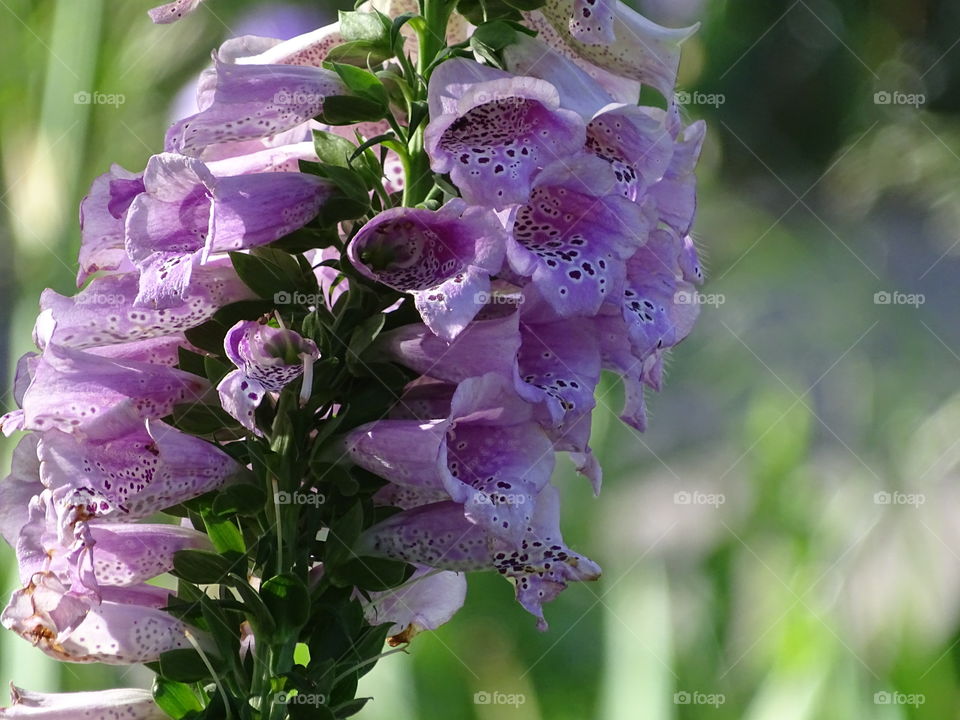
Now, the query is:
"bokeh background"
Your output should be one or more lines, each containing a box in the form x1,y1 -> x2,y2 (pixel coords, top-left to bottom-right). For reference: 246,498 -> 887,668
2,0 -> 960,717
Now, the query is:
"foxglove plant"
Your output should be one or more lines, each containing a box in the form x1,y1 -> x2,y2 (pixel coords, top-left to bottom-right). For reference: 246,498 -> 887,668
1,0 -> 704,717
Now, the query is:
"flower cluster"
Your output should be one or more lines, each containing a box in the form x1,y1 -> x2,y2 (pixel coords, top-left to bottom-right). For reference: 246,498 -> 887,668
1,0 -> 703,716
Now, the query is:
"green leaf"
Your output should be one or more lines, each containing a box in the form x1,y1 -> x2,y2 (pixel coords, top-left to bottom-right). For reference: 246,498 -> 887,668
203,356 -> 232,386
346,313 -> 386,373
313,130 -> 357,169
202,511 -> 246,559
457,0 -> 522,25
177,347 -> 207,377
230,247 -> 306,301
324,502 -> 364,567
171,549 -> 234,584
338,9 -> 391,44
153,677 -> 204,718
212,483 -> 267,516
159,649 -> 211,684
262,573 -> 311,639
229,573 -> 277,638
326,39 -> 395,67
329,63 -> 389,106
317,94 -> 388,125
169,403 -> 241,436
329,557 -> 413,591
335,698 -> 371,718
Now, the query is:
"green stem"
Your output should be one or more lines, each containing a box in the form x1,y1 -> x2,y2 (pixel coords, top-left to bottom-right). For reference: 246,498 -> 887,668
402,0 -> 453,206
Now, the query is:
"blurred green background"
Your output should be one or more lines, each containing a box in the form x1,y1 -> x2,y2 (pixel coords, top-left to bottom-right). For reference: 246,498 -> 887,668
2,0 -> 960,718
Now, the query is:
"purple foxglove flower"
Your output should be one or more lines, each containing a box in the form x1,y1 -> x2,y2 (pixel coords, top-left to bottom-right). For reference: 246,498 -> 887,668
526,1 -> 698,99
1,572 -> 192,664
166,56 -> 348,156
424,59 -> 585,208
648,120 -> 707,237
347,373 -> 555,543
149,0 -> 205,24
570,0 -> 615,44
38,419 -> 245,520
347,200 -> 506,341
217,320 -> 320,433
361,566 -> 467,643
77,164 -> 142,285
125,153 -> 331,308
378,303 -> 525,387
0,436 -> 43,547
1,344 -> 208,440
358,484 -> 601,630
586,104 -> 674,200
14,490 -> 210,596
506,154 -> 651,317
1,685 -> 166,719
36,262 -> 253,350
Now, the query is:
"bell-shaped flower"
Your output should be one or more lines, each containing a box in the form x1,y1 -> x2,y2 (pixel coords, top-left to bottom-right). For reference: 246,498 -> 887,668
526,1 -> 698,100
77,164 -> 142,285
29,418 -> 244,526
149,0 -> 205,24
14,491 -> 210,593
217,320 -> 320,433
1,572 -> 193,664
0,436 -> 43,548
1,344 -> 207,440
347,199 -> 506,341
506,154 -> 651,318
424,59 -> 585,208
347,373 -> 555,544
647,119 -> 707,237
37,262 -> 253,350
361,566 -> 467,644
124,153 -> 332,308
166,54 -> 348,156
0,686 -> 166,719
358,484 -> 600,630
